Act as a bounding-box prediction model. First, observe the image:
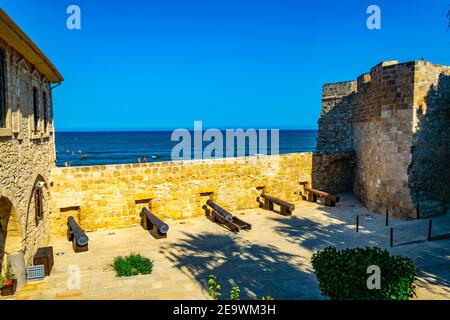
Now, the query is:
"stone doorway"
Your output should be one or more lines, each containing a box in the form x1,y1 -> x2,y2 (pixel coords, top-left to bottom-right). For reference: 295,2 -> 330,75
0,196 -> 22,269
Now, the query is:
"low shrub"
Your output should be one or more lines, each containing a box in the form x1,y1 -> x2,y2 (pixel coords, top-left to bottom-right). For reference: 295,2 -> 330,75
113,253 -> 154,277
230,286 -> 240,301
208,275 -> 221,300
311,247 -> 417,300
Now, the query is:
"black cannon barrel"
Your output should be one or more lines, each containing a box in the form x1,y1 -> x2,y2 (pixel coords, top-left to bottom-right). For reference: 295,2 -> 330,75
206,200 -> 234,221
142,208 -> 169,235
305,187 -> 340,203
261,193 -> 295,212
67,216 -> 89,247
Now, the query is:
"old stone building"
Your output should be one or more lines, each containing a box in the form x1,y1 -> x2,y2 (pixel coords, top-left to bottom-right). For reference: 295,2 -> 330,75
0,9 -> 63,281
317,60 -> 450,220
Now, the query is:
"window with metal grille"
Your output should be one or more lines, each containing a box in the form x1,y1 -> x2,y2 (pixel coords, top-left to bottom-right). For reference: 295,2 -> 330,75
34,187 -> 44,224
0,49 -> 6,128
33,87 -> 39,132
43,91 -> 48,132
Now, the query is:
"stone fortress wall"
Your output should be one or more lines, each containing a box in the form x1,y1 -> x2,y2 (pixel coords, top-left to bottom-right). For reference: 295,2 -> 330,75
0,37 -> 56,266
48,153 -> 352,239
318,60 -> 450,219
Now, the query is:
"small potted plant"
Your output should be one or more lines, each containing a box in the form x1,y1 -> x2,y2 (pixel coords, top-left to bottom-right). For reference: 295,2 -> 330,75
0,265 -> 17,297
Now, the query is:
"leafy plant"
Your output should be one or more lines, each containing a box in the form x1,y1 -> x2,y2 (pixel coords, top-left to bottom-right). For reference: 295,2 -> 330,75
4,267 -> 15,280
0,274 -> 5,289
0,262 -> 15,288
311,246 -> 417,300
229,285 -> 240,301
208,275 -> 221,300
113,253 -> 153,277
208,274 -> 274,300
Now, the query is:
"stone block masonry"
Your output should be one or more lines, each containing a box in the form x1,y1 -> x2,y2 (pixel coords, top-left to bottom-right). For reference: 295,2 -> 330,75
317,80 -> 356,153
47,153 -> 352,239
48,154 -> 310,238
318,60 -> 450,219
0,37 -> 57,266
0,9 -> 63,285
409,62 -> 450,218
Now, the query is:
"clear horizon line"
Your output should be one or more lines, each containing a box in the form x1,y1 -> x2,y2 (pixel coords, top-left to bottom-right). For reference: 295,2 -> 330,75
55,128 -> 319,133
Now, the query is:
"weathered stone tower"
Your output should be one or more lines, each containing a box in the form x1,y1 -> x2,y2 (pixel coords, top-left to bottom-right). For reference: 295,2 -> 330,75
0,9 -> 63,282
318,60 -> 450,220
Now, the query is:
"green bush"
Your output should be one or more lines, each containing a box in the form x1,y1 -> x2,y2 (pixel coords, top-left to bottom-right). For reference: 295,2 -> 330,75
229,286 -> 240,301
311,247 -> 417,300
208,275 -> 222,300
113,253 -> 154,277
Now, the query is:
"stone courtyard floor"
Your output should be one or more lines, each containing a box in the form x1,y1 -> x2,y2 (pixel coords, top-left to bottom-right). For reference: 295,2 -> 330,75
7,194 -> 450,300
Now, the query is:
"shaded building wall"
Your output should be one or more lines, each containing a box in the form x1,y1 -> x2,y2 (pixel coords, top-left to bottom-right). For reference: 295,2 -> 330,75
317,80 -> 356,153
318,60 -> 450,219
315,81 -> 356,195
0,38 -> 55,266
311,152 -> 354,194
408,61 -> 450,218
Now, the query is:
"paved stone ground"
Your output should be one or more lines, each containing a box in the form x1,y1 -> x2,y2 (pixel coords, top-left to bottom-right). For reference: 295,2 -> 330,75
5,194 -> 450,300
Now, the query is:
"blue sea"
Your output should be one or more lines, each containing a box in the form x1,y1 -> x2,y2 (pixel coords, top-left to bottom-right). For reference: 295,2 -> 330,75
55,130 -> 318,167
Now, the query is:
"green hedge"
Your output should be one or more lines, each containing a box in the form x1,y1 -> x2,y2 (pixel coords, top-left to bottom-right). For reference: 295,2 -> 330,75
311,247 -> 417,300
113,253 -> 154,277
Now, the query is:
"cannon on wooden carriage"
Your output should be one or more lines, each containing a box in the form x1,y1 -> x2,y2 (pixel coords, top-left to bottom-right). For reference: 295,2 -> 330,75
299,182 -> 340,207
260,193 -> 295,215
141,207 -> 170,239
67,216 -> 89,253
205,200 -> 252,233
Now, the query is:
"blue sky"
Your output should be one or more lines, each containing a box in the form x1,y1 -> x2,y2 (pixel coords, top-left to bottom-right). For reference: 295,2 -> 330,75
1,0 -> 449,131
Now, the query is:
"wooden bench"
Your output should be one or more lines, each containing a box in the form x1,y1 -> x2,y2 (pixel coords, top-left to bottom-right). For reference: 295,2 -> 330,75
260,193 -> 295,215
206,200 -> 252,233
300,182 -> 340,207
67,217 -> 89,253
142,207 -> 169,239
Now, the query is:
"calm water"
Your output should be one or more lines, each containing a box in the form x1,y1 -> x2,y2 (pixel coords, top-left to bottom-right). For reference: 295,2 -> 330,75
55,130 -> 318,167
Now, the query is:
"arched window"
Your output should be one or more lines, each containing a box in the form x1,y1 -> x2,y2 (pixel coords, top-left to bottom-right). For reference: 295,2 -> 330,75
43,91 -> 48,132
34,185 -> 44,224
33,87 -> 39,132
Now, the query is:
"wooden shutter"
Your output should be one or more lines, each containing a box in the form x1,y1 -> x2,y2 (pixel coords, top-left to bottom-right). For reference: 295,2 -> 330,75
33,87 -> 39,132
43,91 -> 48,132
